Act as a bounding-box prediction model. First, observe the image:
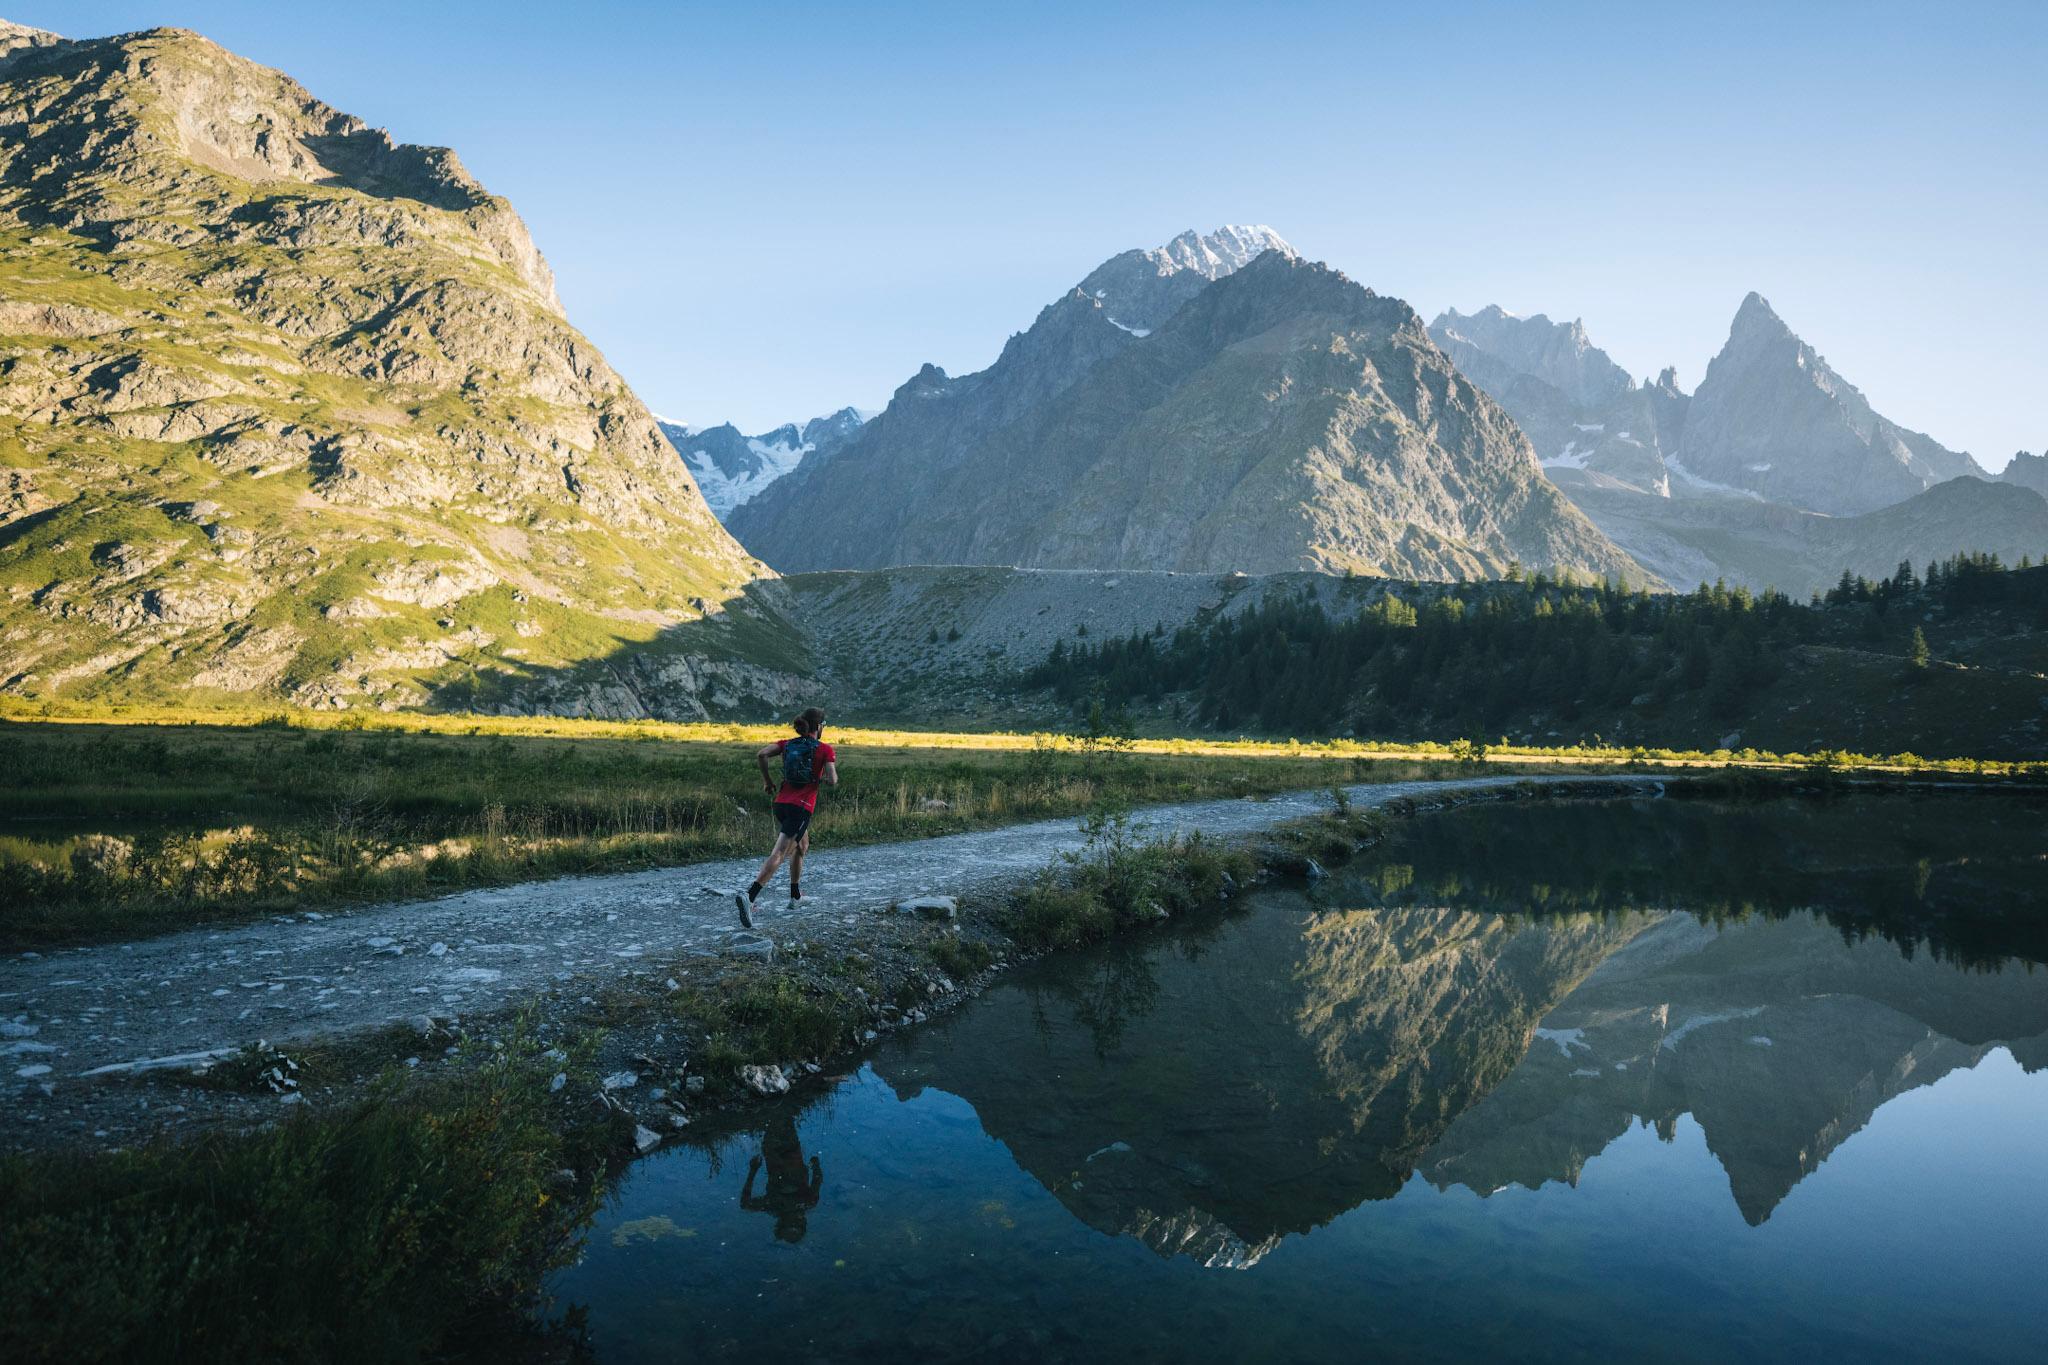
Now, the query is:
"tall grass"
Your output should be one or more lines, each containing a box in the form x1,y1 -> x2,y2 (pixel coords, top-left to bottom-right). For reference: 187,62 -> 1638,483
0,718 -> 1418,944
0,1032 -> 609,1363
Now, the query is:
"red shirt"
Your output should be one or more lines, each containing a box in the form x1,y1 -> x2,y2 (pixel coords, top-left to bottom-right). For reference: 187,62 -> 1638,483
772,739 -> 835,812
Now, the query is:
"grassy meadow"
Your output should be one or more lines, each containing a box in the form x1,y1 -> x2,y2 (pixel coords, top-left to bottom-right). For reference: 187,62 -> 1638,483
3,700 -> 2040,947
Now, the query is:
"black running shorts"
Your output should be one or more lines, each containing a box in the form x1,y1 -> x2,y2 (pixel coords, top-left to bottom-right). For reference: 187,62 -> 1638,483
773,802 -> 812,840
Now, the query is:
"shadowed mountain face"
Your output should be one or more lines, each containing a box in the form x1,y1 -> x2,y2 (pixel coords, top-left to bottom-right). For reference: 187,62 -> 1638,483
874,793 -> 2048,1263
1545,468 -> 2048,597
732,239 -> 1643,583
0,21 -> 788,718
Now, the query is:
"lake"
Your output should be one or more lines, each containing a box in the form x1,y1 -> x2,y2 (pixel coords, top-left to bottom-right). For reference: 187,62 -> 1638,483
546,792 -> 2048,1362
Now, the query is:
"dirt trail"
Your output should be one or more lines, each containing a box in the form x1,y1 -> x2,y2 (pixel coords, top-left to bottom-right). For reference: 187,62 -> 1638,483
1,775 -> 1656,1091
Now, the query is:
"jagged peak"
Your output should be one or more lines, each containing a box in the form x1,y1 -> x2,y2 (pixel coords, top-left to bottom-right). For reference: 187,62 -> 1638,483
1730,290 -> 1794,339
1153,224 -> 1297,274
903,362 -> 949,392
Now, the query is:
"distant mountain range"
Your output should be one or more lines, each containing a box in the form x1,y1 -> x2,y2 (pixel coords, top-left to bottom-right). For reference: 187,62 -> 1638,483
731,228 -> 1643,583
657,409 -> 868,516
1431,296 -> 2047,594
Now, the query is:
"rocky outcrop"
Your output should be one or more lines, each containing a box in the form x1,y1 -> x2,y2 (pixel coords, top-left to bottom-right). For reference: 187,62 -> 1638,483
0,21 -> 782,714
734,245 -> 1644,583
2002,451 -> 2048,497
1677,292 -> 1980,514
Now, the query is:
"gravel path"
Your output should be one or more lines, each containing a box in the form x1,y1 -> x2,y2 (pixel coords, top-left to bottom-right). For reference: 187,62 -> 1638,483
1,775 -> 1654,1087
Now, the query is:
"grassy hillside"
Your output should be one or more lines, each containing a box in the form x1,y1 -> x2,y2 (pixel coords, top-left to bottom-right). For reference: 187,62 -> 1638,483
0,25 -> 781,721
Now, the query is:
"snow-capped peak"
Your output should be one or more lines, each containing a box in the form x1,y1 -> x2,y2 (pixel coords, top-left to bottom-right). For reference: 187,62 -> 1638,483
1153,224 -> 1297,279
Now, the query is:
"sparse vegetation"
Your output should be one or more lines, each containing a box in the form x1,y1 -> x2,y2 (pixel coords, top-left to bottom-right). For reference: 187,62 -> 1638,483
0,1028 -> 611,1364
1009,807 -> 1258,950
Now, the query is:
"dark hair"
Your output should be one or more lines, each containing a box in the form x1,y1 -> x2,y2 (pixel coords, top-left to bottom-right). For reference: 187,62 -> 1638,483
793,707 -> 825,736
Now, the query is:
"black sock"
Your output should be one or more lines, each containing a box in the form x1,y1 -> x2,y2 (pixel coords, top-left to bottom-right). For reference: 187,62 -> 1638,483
789,883 -> 802,900
747,882 -> 763,902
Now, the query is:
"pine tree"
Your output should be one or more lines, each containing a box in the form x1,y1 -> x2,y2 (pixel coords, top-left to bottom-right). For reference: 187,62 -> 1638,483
1907,626 -> 1932,674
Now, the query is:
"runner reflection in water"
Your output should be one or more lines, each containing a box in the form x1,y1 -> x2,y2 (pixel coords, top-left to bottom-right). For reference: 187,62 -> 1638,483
741,1112 -> 823,1243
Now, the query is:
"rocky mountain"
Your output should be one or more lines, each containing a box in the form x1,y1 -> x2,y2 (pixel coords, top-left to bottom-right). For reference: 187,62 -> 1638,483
1427,307 -> 1686,492
2003,450 -> 2048,497
1435,295 -> 2023,590
1547,469 -> 2048,596
1679,292 -> 1980,514
656,408 -> 867,517
0,21 -> 794,718
1075,223 -> 1296,335
732,238 -> 1644,583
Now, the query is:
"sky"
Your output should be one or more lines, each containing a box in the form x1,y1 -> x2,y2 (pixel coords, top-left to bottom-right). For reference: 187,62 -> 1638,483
13,1 -> 2045,469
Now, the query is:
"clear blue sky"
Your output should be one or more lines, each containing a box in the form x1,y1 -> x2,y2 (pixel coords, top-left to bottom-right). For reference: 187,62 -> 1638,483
15,1 -> 2045,467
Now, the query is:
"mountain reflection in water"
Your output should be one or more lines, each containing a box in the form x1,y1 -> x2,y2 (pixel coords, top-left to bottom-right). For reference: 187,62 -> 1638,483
551,794 -> 2048,1362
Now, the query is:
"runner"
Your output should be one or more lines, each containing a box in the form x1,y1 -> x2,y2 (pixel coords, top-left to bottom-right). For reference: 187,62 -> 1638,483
736,707 -> 837,927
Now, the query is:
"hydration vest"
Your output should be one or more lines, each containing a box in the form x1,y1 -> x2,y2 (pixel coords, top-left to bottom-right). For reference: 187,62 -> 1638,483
782,736 -> 821,786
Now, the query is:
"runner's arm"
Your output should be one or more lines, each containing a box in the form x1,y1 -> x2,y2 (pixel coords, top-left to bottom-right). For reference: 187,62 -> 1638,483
755,743 -> 780,794
820,760 -> 838,788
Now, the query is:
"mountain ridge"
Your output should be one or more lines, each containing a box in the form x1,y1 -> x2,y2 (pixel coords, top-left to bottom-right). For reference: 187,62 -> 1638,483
733,239 -> 1645,583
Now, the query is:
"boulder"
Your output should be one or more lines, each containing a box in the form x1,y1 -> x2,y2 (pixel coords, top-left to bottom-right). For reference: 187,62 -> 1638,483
739,1064 -> 790,1096
729,933 -> 776,961
897,895 -> 959,920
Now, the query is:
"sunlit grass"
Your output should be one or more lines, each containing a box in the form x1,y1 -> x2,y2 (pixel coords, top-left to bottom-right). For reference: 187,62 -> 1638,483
1,700 -> 2037,947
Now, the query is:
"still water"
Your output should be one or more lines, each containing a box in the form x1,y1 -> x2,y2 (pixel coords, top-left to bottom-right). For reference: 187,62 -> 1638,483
549,794 -> 2048,1362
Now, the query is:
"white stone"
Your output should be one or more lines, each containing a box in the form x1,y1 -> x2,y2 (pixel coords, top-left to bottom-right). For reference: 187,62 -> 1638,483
739,1064 -> 790,1096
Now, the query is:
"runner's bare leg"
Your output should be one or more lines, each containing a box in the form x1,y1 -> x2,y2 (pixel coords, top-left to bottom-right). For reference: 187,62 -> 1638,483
788,831 -> 809,896
753,834 -> 795,888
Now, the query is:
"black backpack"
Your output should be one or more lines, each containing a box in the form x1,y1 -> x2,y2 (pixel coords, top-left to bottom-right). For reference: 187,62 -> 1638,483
782,736 -> 821,786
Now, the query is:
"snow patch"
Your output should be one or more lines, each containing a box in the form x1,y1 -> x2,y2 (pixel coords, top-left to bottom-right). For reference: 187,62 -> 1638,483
1665,452 -> 1769,503
1658,1006 -> 1764,1052
1106,317 -> 1152,338
1533,1026 -> 1590,1056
